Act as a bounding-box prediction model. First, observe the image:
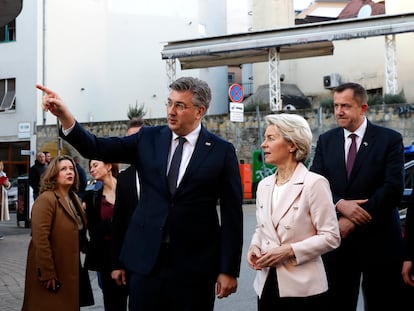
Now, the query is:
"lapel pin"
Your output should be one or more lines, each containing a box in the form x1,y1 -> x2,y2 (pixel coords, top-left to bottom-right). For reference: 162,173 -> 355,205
205,142 -> 211,146
363,142 -> 368,147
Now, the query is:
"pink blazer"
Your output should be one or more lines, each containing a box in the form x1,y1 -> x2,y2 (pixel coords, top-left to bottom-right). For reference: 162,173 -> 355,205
250,162 -> 340,298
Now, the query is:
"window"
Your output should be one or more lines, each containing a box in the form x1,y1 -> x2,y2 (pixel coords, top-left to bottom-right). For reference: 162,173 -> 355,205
0,141 -> 30,178
0,20 -> 16,42
0,78 -> 16,111
228,72 -> 235,84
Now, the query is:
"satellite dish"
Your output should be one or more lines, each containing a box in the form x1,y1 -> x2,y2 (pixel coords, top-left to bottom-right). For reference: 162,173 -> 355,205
357,4 -> 372,18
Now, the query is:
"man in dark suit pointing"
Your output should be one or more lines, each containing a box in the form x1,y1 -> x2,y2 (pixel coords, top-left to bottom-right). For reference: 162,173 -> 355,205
37,77 -> 243,311
310,82 -> 405,310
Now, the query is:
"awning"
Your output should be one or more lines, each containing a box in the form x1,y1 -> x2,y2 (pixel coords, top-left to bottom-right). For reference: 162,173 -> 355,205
176,42 -> 334,69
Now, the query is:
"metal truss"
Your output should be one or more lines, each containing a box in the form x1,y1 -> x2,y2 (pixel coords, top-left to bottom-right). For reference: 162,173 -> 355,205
385,34 -> 398,95
166,58 -> 176,87
269,47 -> 282,111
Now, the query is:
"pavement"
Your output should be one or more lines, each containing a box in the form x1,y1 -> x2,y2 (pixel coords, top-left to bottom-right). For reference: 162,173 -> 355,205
0,206 -> 258,311
0,205 -> 362,311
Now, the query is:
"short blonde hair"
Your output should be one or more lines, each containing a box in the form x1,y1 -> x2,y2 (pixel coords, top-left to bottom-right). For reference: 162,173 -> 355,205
265,113 -> 312,162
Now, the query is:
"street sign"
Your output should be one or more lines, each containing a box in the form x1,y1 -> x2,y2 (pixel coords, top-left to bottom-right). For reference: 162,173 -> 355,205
228,84 -> 245,103
18,122 -> 30,139
230,102 -> 244,122
20,150 -> 33,156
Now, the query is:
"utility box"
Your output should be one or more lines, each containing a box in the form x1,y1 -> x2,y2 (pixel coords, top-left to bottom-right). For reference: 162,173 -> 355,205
252,150 -> 276,198
17,176 -> 31,228
239,164 -> 252,200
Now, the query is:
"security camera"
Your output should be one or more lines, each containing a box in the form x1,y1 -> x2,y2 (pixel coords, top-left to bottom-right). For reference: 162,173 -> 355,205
280,74 -> 285,82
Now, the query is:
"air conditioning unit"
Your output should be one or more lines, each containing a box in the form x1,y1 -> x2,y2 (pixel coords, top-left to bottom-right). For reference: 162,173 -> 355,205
323,73 -> 342,89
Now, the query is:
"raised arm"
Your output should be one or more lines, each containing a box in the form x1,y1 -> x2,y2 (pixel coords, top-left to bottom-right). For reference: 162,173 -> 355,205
36,84 -> 75,130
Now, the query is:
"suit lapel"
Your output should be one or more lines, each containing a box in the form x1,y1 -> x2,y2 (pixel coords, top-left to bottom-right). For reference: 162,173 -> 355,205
271,163 -> 306,227
155,127 -> 173,189
178,126 -> 215,190
334,128 -> 347,175
259,176 -> 279,241
348,121 -> 374,180
54,191 -> 80,224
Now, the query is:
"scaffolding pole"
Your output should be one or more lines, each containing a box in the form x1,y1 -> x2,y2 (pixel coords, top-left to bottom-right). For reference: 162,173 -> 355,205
166,58 -> 176,87
385,34 -> 398,95
269,47 -> 282,111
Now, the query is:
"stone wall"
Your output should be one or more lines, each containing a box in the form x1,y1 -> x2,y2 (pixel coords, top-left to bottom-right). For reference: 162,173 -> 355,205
36,103 -> 414,166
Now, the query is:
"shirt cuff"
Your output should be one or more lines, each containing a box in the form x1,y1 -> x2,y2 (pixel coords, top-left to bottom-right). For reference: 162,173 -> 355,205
62,122 -> 76,136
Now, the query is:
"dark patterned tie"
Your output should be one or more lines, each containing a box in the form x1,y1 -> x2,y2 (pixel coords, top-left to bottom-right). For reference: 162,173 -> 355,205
167,136 -> 186,194
347,133 -> 357,178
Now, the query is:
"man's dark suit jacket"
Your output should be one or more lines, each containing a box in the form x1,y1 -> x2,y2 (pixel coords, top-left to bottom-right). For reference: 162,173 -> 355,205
111,165 -> 139,271
310,120 -> 404,259
62,122 -> 243,281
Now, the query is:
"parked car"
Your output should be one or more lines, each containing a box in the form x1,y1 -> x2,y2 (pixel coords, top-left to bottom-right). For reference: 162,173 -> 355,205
7,178 -> 18,212
398,159 -> 414,237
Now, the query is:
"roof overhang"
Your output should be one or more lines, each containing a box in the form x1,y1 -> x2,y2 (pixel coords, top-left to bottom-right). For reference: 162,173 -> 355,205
176,41 -> 333,69
161,12 -> 414,70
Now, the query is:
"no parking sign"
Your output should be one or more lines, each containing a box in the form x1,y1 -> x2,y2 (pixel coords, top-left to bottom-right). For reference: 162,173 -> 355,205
228,84 -> 244,122
228,84 -> 244,103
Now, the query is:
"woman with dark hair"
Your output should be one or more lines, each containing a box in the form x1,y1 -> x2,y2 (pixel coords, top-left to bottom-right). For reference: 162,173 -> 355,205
83,159 -> 128,311
21,155 -> 90,311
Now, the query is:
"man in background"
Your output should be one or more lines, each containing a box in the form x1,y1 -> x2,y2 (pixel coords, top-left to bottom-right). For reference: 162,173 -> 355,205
43,151 -> 52,166
28,152 -> 47,200
74,155 -> 88,200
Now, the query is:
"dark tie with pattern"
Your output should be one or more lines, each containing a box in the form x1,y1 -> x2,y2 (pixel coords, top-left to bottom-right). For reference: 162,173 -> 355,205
168,136 -> 186,194
347,133 -> 357,178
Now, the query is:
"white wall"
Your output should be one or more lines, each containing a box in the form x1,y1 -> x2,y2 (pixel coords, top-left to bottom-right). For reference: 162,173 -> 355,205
0,0 -> 39,145
40,0 -> 209,125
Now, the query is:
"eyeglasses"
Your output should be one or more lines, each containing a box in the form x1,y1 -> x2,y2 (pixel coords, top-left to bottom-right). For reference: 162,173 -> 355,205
166,102 -> 197,112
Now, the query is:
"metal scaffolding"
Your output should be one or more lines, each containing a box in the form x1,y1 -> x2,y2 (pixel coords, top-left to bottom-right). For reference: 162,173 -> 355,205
166,58 -> 176,87
268,48 -> 282,111
385,34 -> 398,95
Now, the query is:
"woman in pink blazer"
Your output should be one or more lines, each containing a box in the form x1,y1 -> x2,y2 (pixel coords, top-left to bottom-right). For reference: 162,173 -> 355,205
247,114 -> 340,311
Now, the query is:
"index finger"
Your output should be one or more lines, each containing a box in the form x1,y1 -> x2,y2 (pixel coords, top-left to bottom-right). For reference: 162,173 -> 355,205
36,84 -> 57,96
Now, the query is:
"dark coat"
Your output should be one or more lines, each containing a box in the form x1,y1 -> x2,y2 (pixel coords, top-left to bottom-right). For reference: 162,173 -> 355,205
28,160 -> 47,196
75,163 -> 87,200
83,181 -> 113,272
112,165 -> 139,270
62,122 -> 243,283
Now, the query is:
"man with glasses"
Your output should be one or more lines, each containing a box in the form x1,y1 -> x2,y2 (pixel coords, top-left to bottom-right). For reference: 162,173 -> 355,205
36,77 -> 243,311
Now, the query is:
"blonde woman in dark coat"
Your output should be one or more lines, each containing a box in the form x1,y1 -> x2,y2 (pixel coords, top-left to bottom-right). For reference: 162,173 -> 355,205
21,155 -> 88,311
